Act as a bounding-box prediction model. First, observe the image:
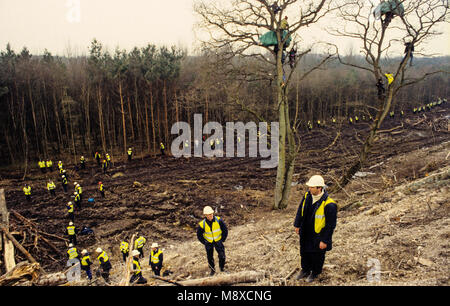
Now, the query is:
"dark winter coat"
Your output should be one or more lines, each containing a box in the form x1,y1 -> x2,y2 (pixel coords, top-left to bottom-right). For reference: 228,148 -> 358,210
294,191 -> 337,252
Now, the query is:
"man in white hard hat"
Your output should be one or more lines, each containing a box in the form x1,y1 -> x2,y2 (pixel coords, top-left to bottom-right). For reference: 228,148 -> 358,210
149,242 -> 163,276
80,249 -> 93,280
197,206 -> 228,276
130,249 -> 147,284
293,175 -> 337,283
66,221 -> 78,245
96,247 -> 112,283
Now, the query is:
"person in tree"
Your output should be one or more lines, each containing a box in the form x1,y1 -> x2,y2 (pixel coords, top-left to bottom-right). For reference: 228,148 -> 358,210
288,47 -> 297,68
376,77 -> 385,98
404,41 -> 414,66
271,1 -> 281,14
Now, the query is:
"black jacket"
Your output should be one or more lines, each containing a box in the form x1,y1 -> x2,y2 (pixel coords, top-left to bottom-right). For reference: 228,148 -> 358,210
294,191 -> 337,252
197,217 -> 228,245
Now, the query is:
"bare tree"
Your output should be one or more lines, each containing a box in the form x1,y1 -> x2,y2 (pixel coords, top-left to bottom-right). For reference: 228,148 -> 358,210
328,0 -> 449,192
195,0 -> 336,209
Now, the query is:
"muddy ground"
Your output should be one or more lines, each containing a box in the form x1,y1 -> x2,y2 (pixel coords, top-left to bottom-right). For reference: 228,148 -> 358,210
0,102 -> 448,285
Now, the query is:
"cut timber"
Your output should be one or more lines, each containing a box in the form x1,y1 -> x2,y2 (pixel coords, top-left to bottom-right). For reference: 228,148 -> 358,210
178,270 -> 267,286
0,189 -> 16,272
0,261 -> 41,286
0,225 -> 44,273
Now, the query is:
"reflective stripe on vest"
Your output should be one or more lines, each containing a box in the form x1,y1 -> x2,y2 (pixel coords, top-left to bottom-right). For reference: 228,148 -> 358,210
135,237 -> 145,248
199,216 -> 222,243
67,247 -> 78,259
314,197 -> 335,234
47,182 -> 55,190
301,192 -> 336,233
23,187 -> 31,195
67,226 -> 75,235
67,204 -> 74,213
150,249 -> 162,264
98,251 -> 109,264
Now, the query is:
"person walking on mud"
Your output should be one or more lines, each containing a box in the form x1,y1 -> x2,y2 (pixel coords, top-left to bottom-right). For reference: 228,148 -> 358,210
197,206 -> 228,276
293,175 -> 337,283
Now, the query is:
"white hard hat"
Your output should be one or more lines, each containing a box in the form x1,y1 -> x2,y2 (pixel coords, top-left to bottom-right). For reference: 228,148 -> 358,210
69,243 -> 73,247
306,175 -> 325,187
74,192 -> 78,195
96,247 -> 102,253
68,201 -> 72,205
203,206 -> 214,215
151,243 -> 159,248
81,249 -> 88,255
74,182 -> 78,185
69,222 -> 73,225
132,249 -> 140,257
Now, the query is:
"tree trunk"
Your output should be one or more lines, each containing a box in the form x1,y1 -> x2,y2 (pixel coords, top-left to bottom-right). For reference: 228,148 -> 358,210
163,80 -> 169,146
178,270 -> 267,286
119,81 -> 127,155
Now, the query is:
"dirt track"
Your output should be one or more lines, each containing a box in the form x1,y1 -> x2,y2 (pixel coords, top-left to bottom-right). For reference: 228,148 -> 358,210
0,102 -> 448,277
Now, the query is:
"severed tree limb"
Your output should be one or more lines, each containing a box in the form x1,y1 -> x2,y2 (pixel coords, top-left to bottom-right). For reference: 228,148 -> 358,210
177,270 -> 267,286
0,225 -> 44,273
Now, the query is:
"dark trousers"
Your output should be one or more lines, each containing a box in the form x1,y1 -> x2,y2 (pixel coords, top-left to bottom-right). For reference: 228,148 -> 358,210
205,241 -> 226,272
68,212 -> 74,222
150,263 -> 161,276
69,235 -> 77,245
50,190 -> 56,196
137,247 -> 144,258
25,195 -> 31,202
300,250 -> 326,276
82,267 -> 92,280
130,273 -> 147,284
63,184 -> 67,192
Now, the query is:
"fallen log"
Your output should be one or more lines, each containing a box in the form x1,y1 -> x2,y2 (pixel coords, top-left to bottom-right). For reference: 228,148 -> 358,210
0,225 -> 44,273
0,261 -> 41,286
177,270 -> 267,286
0,189 -> 15,272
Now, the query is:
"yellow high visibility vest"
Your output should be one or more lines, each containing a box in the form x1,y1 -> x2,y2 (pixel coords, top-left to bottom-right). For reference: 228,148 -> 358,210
67,203 -> 74,213
67,247 -> 78,259
160,143 -> 165,150
81,255 -> 91,266
97,251 -> 109,264
150,249 -> 163,264
120,241 -> 129,253
385,73 -> 394,85
199,217 -> 222,243
99,184 -> 104,191
67,226 -> 75,235
133,259 -> 141,275
128,149 -> 132,155
23,186 -> 31,195
47,182 -> 56,190
135,237 -> 146,248
300,192 -> 336,234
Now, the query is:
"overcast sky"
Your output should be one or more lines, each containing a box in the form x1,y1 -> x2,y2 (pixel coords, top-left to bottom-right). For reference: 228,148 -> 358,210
0,0 -> 449,57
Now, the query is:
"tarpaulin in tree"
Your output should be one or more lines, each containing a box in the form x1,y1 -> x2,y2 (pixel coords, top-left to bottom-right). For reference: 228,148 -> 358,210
373,0 -> 405,20
259,30 -> 292,47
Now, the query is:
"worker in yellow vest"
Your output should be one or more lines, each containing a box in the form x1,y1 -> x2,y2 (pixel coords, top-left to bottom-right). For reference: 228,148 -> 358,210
120,240 -> 129,262
80,249 -> 93,280
23,184 -> 31,202
293,175 -> 337,283
66,221 -> 78,245
46,159 -> 53,172
98,181 -> 105,198
130,249 -> 147,284
197,206 -> 228,276
127,148 -> 133,161
38,160 -> 46,173
134,235 -> 146,258
67,243 -> 80,261
95,248 -> 112,283
149,243 -> 163,276
47,180 -> 56,196
160,142 -> 166,156
80,156 -> 86,170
